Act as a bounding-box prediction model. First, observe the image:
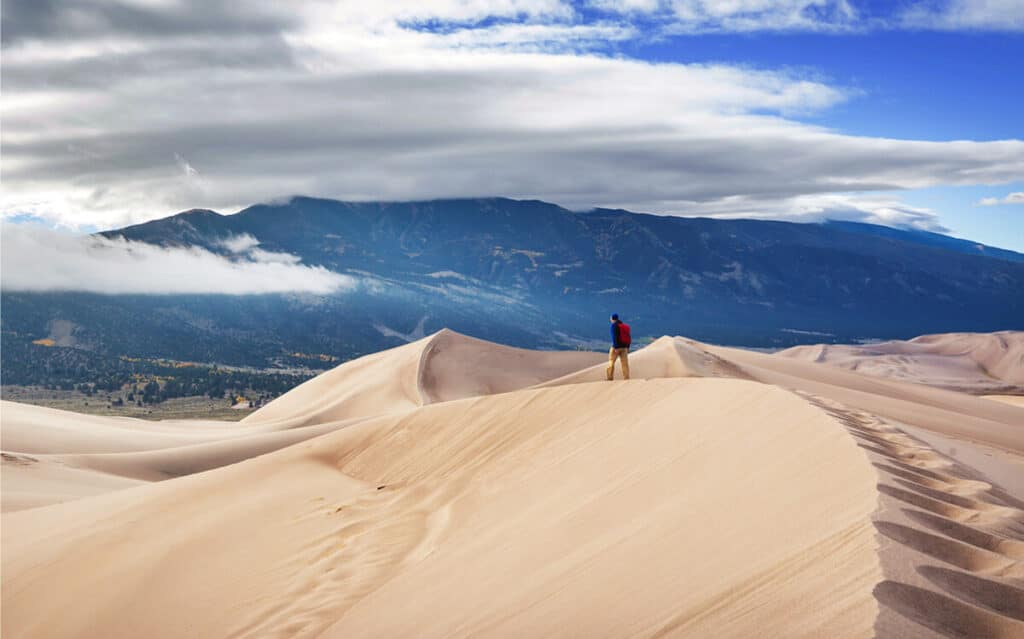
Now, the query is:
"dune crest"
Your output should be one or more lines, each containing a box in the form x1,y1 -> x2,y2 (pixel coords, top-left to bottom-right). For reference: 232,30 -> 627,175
777,331 -> 1024,393
538,335 -> 748,387
244,329 -> 605,426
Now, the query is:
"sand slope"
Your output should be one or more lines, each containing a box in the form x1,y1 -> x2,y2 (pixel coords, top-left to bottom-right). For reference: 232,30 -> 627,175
0,401 -> 358,510
540,335 -> 1023,456
2,379 -> 881,639
538,335 -> 750,386
3,329 -> 1023,638
705,343 -> 1024,457
244,328 -> 604,426
1,331 -> 602,511
0,401 -> 237,455
985,395 -> 1024,407
809,399 -> 1024,638
1,452 -> 144,513
777,331 -> 1024,393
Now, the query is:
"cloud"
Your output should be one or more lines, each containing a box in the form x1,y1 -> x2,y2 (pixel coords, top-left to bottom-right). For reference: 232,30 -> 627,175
632,192 -> 950,232
175,153 -> 200,178
661,0 -> 861,33
900,0 -> 1024,31
0,0 -> 295,46
0,224 -> 354,294
218,233 -> 261,253
1,1 -> 1022,234
977,191 -> 1024,206
590,0 -> 1024,33
422,21 -> 638,52
589,0 -> 661,13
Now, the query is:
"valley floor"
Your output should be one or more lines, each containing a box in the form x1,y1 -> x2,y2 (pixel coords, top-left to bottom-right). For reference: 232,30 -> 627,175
1,386 -> 255,421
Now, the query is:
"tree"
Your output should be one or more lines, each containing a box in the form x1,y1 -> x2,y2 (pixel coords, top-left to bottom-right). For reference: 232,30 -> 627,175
142,380 -> 160,404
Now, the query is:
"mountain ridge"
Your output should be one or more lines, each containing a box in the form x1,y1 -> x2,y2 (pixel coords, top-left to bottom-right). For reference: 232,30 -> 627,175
108,195 -> 1024,261
3,196 -> 1020,379
100,195 -> 1024,340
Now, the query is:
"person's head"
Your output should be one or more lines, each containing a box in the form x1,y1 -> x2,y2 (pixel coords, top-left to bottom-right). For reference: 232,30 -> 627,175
610,313 -> 619,323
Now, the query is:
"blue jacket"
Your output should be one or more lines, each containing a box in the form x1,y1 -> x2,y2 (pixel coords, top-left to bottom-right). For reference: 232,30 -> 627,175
610,321 -> 627,349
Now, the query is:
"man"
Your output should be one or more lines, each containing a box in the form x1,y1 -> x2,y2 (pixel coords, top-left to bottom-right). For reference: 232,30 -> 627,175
606,313 -> 631,380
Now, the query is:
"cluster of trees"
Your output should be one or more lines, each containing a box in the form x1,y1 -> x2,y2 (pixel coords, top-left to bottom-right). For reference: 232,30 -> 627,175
75,371 -> 311,406
3,334 -> 314,404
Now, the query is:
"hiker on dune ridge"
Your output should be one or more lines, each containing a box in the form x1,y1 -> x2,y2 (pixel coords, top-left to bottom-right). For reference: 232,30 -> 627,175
606,313 -> 631,381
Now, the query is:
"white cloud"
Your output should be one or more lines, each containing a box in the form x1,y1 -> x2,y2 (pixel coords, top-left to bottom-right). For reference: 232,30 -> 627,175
977,191 -> 1024,206
664,0 -> 859,33
630,192 -> 949,231
215,232 -> 304,263
590,0 -> 662,13
426,21 -> 638,52
247,247 -> 303,265
0,224 -> 354,294
901,0 -> 1024,31
333,0 -> 572,26
588,0 -> 862,32
218,233 -> 261,253
591,0 -> 1024,33
174,152 -> 199,178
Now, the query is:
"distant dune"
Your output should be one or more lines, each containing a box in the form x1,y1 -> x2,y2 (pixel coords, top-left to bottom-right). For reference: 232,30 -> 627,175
242,329 -> 605,426
985,395 -> 1024,408
777,331 -> 1024,394
2,330 -> 1023,638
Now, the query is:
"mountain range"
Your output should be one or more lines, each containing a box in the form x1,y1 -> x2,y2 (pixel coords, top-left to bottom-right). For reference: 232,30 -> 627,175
3,196 -> 1022,379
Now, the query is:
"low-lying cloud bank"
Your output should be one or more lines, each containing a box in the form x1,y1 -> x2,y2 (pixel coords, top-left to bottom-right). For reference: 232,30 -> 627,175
977,192 -> 1024,206
0,225 -> 353,295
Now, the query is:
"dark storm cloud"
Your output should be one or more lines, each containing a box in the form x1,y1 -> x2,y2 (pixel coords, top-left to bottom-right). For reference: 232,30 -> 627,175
1,36 -> 297,90
1,0 -> 294,46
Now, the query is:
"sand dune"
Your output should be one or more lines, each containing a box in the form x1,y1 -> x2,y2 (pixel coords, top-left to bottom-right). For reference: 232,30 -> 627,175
538,335 -> 750,386
2,331 -> 601,511
706,343 -> 1024,456
3,379 -> 882,638
806,398 -> 1024,638
244,328 -> 604,426
985,395 -> 1024,408
3,329 -> 1022,638
0,401 -> 359,510
1,452 -> 144,513
539,334 -> 1023,455
777,331 -> 1024,393
0,401 -> 236,454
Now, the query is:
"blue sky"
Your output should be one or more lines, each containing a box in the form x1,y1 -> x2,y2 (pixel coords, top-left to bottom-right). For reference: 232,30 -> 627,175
629,31 -> 1023,141
3,0 -> 1023,250
624,27 -> 1024,249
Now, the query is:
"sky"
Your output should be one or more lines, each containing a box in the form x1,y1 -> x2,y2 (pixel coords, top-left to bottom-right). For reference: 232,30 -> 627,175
2,0 -> 1023,251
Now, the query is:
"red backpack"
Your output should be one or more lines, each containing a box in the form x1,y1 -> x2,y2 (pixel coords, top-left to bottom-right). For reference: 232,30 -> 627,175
618,322 -> 632,347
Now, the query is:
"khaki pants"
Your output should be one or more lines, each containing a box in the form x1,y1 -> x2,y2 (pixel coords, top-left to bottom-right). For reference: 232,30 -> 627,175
606,347 -> 630,380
